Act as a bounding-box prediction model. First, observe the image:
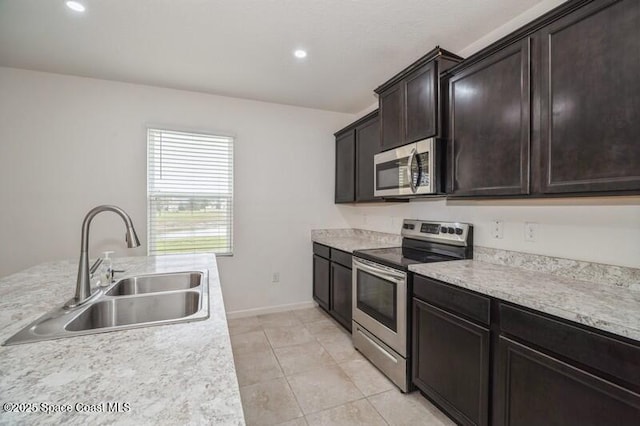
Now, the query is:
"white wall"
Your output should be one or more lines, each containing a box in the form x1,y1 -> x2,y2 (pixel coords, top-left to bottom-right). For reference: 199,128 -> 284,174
337,0 -> 640,270
0,67 -> 355,313
458,0 -> 567,57
338,197 -> 640,269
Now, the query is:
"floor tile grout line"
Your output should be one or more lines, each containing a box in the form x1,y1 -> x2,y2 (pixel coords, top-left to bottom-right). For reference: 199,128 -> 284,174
296,395 -> 370,419
234,309 -> 450,425
260,315 -> 307,424
365,391 -> 394,426
275,335 -> 366,418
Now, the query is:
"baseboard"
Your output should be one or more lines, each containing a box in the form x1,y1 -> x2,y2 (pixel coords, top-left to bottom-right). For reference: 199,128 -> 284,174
226,301 -> 317,319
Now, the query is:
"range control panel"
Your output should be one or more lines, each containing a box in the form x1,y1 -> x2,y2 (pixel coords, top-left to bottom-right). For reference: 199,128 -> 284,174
401,219 -> 472,246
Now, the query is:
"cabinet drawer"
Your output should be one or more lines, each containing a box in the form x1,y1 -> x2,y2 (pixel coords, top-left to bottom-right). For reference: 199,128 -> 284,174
330,248 -> 352,269
413,275 -> 490,326
313,243 -> 330,259
500,303 -> 640,390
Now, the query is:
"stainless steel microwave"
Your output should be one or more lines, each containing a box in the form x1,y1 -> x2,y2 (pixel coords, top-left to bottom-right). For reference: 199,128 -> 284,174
374,138 -> 438,197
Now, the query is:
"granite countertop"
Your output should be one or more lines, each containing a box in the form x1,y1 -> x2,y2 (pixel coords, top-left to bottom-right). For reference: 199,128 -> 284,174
311,229 -> 401,253
0,254 -> 244,425
409,260 -> 640,342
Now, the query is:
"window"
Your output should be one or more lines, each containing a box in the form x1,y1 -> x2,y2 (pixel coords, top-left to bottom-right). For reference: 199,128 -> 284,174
147,128 -> 233,255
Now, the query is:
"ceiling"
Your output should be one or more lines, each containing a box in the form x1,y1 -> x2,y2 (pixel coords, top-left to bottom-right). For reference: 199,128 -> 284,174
0,0 -> 545,113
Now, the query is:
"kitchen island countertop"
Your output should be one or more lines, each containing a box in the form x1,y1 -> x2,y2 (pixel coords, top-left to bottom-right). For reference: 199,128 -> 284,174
0,254 -> 244,425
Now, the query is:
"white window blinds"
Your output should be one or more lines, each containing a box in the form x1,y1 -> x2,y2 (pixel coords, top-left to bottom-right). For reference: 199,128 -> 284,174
147,128 -> 234,255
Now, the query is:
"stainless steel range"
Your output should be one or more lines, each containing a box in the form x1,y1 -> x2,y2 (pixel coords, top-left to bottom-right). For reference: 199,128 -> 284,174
352,219 -> 473,392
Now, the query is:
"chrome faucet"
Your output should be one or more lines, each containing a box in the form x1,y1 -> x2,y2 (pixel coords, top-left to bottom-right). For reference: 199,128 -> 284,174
68,205 -> 140,307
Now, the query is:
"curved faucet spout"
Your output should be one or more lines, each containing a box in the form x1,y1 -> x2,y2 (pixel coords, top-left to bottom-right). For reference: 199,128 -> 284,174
71,205 -> 141,307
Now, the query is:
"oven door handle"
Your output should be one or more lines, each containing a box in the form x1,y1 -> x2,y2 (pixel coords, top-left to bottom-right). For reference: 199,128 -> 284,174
353,257 -> 406,282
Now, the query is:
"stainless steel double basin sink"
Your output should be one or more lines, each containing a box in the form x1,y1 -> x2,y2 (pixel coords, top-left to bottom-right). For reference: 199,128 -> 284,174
3,271 -> 209,346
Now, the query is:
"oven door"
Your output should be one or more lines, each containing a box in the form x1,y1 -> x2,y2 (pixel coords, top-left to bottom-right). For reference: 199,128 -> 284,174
374,138 -> 435,197
352,257 -> 407,356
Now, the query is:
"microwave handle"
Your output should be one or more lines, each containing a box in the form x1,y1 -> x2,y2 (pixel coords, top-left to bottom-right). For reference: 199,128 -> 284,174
407,147 -> 418,194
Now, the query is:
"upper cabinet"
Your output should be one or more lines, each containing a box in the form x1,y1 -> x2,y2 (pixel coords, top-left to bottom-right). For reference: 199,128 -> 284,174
375,47 -> 463,152
355,113 -> 380,202
334,110 -> 380,204
445,0 -> 640,198
334,130 -> 356,203
447,39 -> 531,196
538,0 -> 640,194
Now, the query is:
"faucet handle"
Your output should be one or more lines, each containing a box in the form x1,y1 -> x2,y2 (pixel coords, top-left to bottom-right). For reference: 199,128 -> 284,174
89,258 -> 103,276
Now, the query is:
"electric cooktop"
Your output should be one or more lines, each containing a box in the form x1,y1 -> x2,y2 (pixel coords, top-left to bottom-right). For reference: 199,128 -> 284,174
353,220 -> 474,271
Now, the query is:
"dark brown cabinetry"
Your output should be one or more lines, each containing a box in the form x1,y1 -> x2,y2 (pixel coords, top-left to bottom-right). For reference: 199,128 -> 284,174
376,47 -> 462,152
379,85 -> 404,151
539,0 -> 640,194
334,110 -> 380,204
312,245 -> 331,310
444,0 -> 640,198
495,303 -> 640,425
412,275 -> 490,426
312,243 -> 352,332
495,337 -> 640,425
330,263 -> 352,330
334,131 -> 356,203
411,273 -> 640,426
355,113 -> 380,202
447,40 -> 531,196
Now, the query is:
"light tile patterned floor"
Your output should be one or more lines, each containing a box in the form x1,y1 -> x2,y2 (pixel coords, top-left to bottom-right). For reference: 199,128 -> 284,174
229,307 -> 454,426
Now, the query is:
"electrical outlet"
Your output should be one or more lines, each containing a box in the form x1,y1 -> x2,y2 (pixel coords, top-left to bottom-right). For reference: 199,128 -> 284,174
525,222 -> 538,242
493,220 -> 504,239
271,272 -> 280,283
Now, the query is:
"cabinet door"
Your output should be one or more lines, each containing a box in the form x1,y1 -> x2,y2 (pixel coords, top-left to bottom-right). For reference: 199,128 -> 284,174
539,0 -> 640,194
313,255 -> 330,310
494,336 -> 640,426
379,84 -> 404,152
405,62 -> 437,143
412,298 -> 489,426
448,39 -> 531,196
330,262 -> 352,331
335,131 -> 355,203
355,114 -> 380,202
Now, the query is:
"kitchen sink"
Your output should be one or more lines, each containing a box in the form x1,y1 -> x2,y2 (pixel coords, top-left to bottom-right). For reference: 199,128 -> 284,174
3,270 -> 209,345
66,291 -> 201,331
106,272 -> 201,296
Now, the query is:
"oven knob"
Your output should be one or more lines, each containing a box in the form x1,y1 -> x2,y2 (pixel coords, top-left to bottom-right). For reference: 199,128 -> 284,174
447,227 -> 455,234
440,226 -> 447,234
455,228 -> 463,235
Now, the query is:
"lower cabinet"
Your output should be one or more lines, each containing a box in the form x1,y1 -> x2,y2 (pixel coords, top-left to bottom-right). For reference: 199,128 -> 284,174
495,336 -> 640,426
330,263 -> 352,330
411,274 -> 640,426
312,243 -> 352,332
413,298 -> 489,426
312,254 -> 330,311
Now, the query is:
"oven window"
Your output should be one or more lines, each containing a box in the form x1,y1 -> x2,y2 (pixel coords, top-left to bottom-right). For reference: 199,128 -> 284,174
356,270 -> 397,332
376,158 -> 410,191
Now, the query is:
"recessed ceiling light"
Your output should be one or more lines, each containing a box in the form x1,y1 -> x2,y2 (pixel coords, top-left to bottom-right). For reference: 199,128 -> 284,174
293,49 -> 307,59
66,1 -> 86,12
